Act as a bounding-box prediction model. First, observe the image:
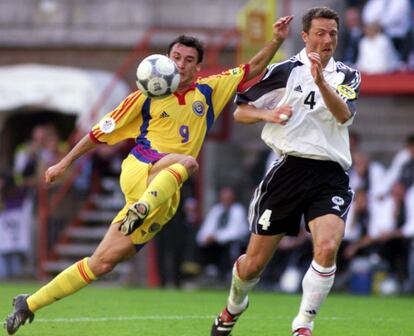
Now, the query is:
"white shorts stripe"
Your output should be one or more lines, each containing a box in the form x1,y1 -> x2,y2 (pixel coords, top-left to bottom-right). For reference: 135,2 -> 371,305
248,155 -> 287,233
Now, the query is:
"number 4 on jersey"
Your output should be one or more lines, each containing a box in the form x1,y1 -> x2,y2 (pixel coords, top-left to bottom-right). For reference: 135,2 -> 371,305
304,91 -> 316,109
258,209 -> 272,230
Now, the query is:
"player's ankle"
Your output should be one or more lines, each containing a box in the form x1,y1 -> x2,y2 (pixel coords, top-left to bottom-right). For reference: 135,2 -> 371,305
227,296 -> 248,315
292,315 -> 314,331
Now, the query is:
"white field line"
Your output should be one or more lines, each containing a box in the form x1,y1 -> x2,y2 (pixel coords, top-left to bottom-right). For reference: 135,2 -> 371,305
35,315 -> 405,323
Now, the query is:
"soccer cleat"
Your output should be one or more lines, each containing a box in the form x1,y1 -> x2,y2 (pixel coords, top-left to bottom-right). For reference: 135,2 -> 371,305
292,327 -> 313,336
4,294 -> 34,335
211,304 -> 248,336
119,201 -> 149,236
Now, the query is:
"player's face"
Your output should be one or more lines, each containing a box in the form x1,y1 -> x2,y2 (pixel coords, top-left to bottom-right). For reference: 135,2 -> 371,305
169,43 -> 201,90
302,18 -> 338,66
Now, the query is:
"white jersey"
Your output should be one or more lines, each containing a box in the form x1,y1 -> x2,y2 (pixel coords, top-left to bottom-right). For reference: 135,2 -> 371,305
236,48 -> 361,170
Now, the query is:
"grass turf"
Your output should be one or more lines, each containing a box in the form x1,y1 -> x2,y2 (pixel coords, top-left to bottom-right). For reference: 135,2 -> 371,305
0,281 -> 413,335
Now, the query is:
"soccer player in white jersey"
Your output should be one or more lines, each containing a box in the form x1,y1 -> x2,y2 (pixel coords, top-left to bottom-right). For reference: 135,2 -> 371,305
211,7 -> 361,336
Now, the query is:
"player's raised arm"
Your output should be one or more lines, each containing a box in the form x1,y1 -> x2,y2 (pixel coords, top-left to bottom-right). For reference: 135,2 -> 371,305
308,52 -> 352,124
246,15 -> 293,81
45,134 -> 98,184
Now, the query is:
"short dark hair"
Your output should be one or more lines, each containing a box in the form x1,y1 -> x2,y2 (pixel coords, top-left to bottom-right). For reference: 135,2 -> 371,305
302,7 -> 340,33
167,35 -> 204,64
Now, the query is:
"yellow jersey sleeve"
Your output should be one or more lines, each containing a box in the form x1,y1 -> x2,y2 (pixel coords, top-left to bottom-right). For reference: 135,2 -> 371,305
89,91 -> 146,145
198,64 -> 249,120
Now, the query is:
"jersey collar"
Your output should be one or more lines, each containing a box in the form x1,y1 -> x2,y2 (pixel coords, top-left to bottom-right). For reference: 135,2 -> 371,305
297,48 -> 335,73
173,82 -> 196,105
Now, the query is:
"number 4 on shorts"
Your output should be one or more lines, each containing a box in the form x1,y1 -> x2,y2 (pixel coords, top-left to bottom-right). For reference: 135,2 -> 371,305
258,209 -> 272,230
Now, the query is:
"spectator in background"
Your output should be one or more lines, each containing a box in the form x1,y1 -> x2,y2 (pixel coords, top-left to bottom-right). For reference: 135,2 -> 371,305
397,185 -> 414,292
13,124 -> 53,188
398,134 -> 414,190
335,188 -> 369,289
37,127 -> 67,175
356,22 -> 400,74
0,172 -> 31,279
13,123 -> 67,189
340,6 -> 363,66
180,196 -> 202,288
261,224 -> 312,293
155,199 -> 187,288
343,189 -> 369,249
345,0 -> 368,9
343,182 -> 408,292
154,180 -> 197,288
380,134 -> 414,197
196,186 -> 249,282
362,0 -> 412,68
368,184 -> 414,294
91,144 -> 124,181
410,0 -> 414,69
349,149 -> 386,198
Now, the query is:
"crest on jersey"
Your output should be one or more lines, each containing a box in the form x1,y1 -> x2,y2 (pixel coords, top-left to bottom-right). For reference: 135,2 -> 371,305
337,85 -> 356,100
192,101 -> 205,116
331,196 -> 345,211
99,117 -> 116,134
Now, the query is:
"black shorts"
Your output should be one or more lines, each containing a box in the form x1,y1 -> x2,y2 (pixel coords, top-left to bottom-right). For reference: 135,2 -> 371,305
248,155 -> 354,236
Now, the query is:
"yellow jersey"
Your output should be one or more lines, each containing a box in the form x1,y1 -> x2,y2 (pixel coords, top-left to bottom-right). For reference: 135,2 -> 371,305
89,64 -> 249,163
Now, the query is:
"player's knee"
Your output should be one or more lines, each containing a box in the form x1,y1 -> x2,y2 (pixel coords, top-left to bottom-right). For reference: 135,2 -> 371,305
242,256 -> 266,279
314,239 -> 338,264
179,156 -> 199,175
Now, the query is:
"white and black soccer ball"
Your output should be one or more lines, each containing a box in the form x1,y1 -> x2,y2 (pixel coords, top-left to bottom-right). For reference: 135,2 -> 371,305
136,54 -> 180,99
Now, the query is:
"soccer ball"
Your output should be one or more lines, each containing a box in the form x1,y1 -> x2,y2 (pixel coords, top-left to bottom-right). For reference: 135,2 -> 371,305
136,54 -> 180,98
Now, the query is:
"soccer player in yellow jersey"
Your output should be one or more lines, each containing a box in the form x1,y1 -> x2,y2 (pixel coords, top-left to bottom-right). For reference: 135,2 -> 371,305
5,16 -> 293,335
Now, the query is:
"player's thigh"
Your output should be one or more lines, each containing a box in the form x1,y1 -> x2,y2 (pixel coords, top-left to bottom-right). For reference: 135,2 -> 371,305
119,154 -> 149,199
89,223 -> 136,275
241,233 -> 285,277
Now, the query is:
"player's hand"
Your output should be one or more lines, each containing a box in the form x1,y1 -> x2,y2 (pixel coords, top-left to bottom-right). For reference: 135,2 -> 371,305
45,162 -> 67,184
272,16 -> 294,42
263,104 -> 292,124
308,52 -> 325,86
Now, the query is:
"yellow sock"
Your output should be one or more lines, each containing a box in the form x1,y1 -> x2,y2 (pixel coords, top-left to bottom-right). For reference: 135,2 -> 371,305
27,257 -> 96,312
140,163 -> 188,211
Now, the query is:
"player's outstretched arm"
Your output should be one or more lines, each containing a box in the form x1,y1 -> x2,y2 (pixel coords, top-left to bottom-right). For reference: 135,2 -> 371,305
234,103 -> 292,124
45,134 -> 98,184
246,15 -> 293,81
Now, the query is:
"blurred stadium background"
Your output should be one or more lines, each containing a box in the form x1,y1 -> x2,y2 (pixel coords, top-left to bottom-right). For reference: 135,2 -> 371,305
0,0 -> 414,299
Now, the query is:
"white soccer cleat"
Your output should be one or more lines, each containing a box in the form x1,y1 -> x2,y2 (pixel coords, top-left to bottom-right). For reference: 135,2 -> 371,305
119,202 -> 149,236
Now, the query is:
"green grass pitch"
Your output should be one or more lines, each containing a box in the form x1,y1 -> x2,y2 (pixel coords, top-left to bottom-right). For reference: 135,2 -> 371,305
1,282 -> 413,335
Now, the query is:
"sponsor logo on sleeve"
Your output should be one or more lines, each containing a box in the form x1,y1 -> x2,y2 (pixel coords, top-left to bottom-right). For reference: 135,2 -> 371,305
99,117 -> 116,134
230,67 -> 243,76
337,85 -> 356,100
